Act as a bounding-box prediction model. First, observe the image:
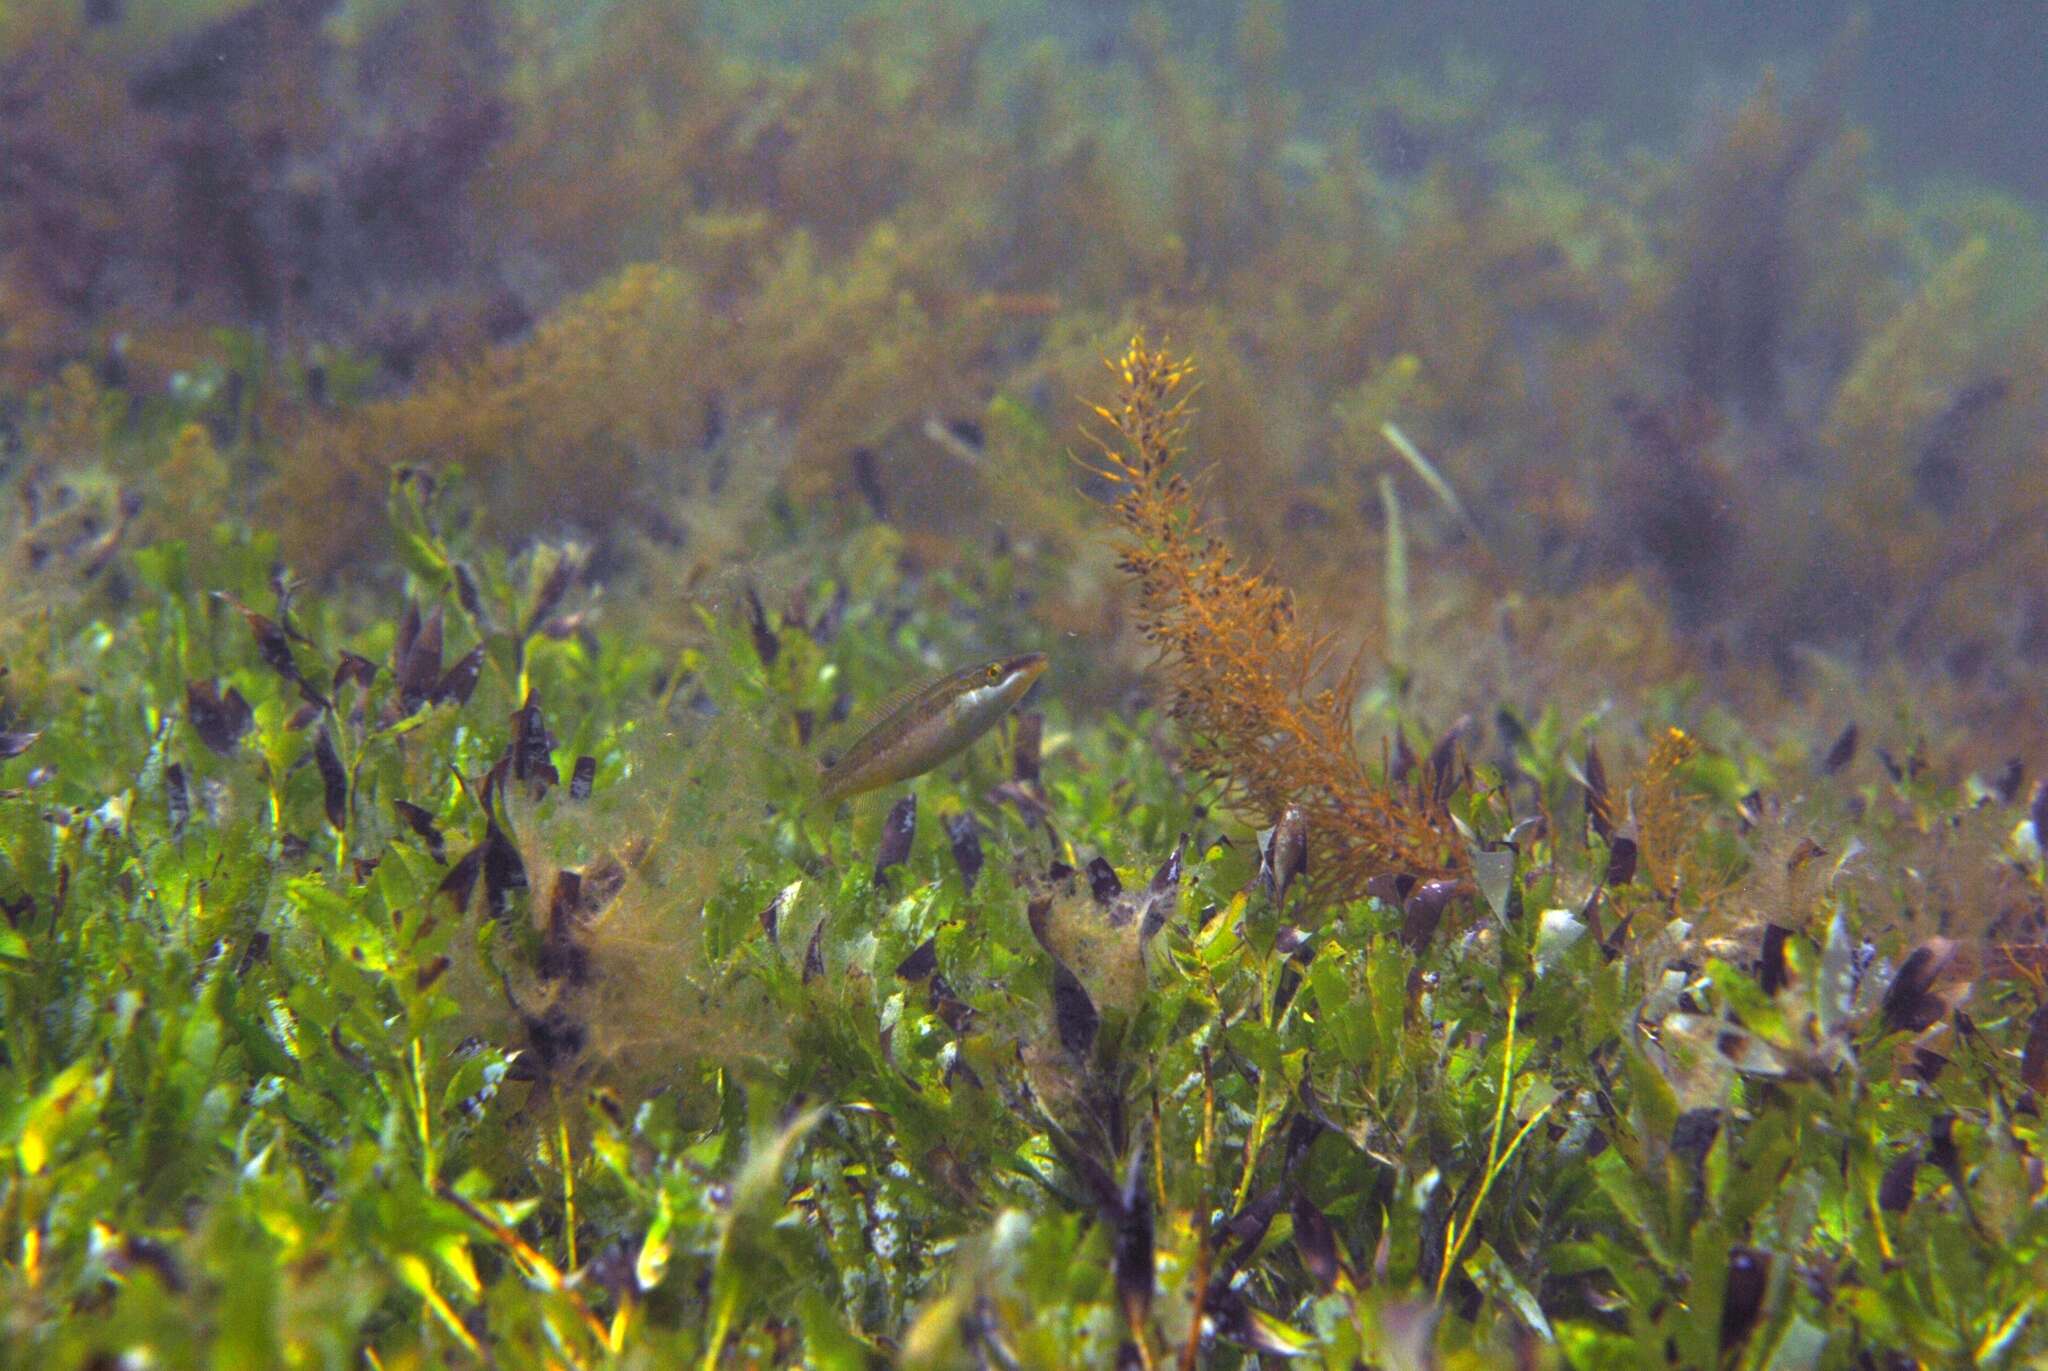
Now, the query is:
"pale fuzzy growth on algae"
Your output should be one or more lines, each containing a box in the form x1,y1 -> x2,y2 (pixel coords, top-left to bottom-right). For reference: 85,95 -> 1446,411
452,693 -> 797,1101
1035,881 -> 1151,1025
1700,801 -> 1835,948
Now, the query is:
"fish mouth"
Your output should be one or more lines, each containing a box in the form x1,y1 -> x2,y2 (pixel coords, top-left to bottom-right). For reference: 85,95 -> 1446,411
1004,651 -> 1049,684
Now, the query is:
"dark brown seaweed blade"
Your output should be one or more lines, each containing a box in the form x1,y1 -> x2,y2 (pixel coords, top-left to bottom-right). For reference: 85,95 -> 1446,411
1012,711 -> 1043,784
1424,717 -> 1469,810
1260,804 -> 1309,908
1112,1145 -> 1153,1323
333,651 -> 379,693
433,644 -> 486,707
229,598 -> 329,709
454,564 -> 487,624
394,601 -> 422,674
1087,856 -> 1121,906
1671,1108 -> 1721,1186
1398,879 -> 1459,951
945,811 -> 984,891
233,931 -> 270,978
1583,741 -> 1612,840
393,799 -> 447,864
758,886 -> 789,946
523,550 -> 578,641
2020,1001 -> 2048,1096
894,936 -> 938,983
1367,871 -> 1416,909
165,762 -> 189,837
1271,925 -> 1315,1019
1382,726 -> 1413,785
1137,837 -> 1185,945
1879,1151 -> 1918,1212
1820,721 -> 1858,775
803,919 -> 826,984
929,973 -> 974,1034
314,725 -> 348,831
1758,923 -> 1791,995
1051,960 -> 1099,1058
481,821 -> 526,917
538,871 -> 591,985
744,584 -> 779,667
1927,1113 -> 1961,1179
1719,1248 -> 1771,1351
873,794 -> 917,885
1879,938 -> 1954,1035
438,845 -> 483,912
510,692 -> 559,796
1291,1191 -> 1341,1292
1604,829 -> 1638,888
186,679 -> 253,754
397,605 -> 445,711
811,583 -> 849,645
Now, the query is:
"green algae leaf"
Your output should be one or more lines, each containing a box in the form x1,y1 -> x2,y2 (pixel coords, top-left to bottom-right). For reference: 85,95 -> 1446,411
131,541 -> 192,598
986,393 -> 1052,452
638,1190 -> 675,1292
1471,1240 -> 1553,1342
1762,1314 -> 1828,1370
1471,845 -> 1516,924
1380,421 -> 1474,532
1380,472 -> 1410,665
1817,910 -> 1858,1037
1307,958 -> 1374,1066
797,1287 -> 870,1370
0,923 -> 28,972
13,1059 -> 105,1175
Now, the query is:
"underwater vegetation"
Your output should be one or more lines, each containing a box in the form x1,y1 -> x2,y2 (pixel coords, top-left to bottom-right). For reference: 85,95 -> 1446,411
1087,335 -> 1458,900
4,0 -> 2048,1365
2,338 -> 2047,1364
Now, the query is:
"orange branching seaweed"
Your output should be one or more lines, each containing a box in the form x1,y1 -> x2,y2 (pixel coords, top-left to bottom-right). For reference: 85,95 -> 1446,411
1085,335 -> 1456,896
1633,727 -> 1704,899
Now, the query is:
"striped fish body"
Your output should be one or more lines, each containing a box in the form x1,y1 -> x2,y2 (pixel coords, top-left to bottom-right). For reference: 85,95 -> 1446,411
817,653 -> 1046,805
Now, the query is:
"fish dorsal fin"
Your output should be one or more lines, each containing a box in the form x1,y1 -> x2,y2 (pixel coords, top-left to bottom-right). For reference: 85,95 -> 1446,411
816,663 -> 968,766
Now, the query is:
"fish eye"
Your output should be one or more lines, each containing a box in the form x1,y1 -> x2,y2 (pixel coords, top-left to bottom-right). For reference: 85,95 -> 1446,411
986,664 -> 1003,683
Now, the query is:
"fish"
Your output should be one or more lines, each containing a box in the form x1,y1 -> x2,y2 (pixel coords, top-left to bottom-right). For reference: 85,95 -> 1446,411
815,653 -> 1047,806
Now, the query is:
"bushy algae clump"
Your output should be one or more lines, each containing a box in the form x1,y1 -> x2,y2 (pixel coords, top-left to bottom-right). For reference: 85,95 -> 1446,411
1085,334 -> 1458,902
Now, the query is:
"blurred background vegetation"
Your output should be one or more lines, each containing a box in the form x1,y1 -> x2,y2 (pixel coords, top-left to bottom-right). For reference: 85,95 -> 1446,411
6,0 -> 2048,762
